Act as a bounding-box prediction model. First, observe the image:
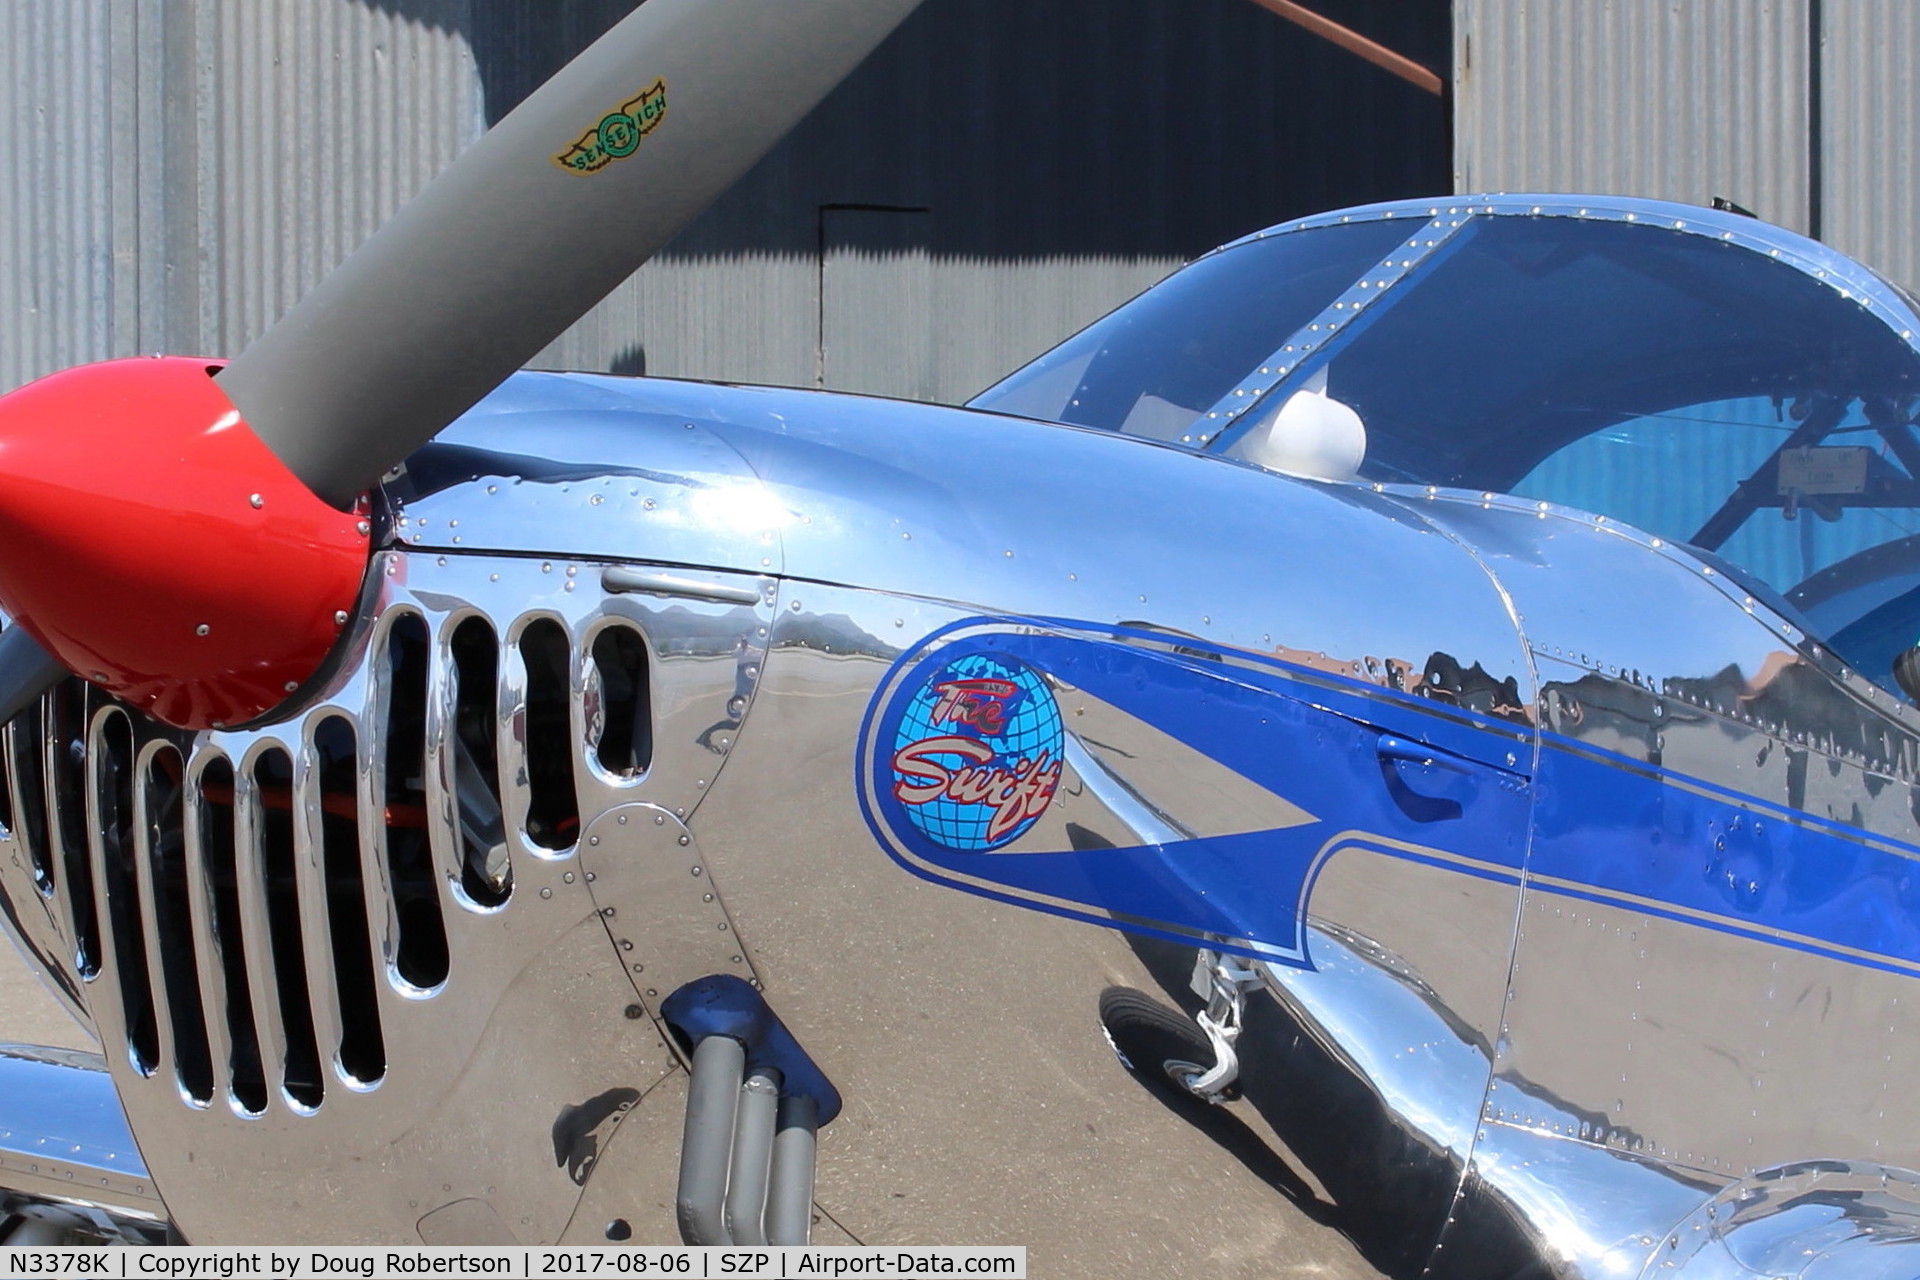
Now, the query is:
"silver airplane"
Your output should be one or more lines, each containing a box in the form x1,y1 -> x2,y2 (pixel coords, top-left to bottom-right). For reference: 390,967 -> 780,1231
2,4 -> 1919,1276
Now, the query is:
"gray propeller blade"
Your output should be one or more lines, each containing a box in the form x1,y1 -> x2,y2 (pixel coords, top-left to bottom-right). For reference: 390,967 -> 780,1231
0,626 -> 65,727
219,0 -> 922,510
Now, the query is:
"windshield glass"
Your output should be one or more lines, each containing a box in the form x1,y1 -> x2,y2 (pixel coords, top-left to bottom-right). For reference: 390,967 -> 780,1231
1223,215 -> 1920,685
980,208 -> 1920,685
969,218 -> 1408,441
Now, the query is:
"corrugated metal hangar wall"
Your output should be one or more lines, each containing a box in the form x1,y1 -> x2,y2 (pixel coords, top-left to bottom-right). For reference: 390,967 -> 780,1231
10,1 -> 1920,412
1454,0 -> 1920,298
0,0 -> 1449,403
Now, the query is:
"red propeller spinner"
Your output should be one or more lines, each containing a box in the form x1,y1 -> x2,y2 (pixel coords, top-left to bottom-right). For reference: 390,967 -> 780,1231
0,0 -> 922,732
0,358 -> 366,729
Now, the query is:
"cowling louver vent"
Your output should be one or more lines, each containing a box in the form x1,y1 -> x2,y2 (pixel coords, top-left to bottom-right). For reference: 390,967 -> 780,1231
0,548 -> 773,1242
0,587 -> 653,1116
5,663 -> 429,1115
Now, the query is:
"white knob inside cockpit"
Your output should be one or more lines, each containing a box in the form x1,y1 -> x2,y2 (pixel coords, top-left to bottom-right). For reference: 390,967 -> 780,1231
1240,366 -> 1367,483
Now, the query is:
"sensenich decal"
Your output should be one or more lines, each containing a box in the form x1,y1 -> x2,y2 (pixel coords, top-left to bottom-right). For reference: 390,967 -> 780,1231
553,79 -> 667,175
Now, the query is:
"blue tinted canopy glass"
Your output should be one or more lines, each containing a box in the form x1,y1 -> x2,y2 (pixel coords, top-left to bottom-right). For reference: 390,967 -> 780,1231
977,200 -> 1920,685
969,218 -> 1409,442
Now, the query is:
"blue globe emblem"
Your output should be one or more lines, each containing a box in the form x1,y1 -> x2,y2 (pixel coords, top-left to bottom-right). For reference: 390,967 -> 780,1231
888,652 -> 1065,851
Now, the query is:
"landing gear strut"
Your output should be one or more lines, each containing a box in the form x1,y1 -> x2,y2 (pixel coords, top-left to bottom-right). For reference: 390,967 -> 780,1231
1098,951 -> 1263,1104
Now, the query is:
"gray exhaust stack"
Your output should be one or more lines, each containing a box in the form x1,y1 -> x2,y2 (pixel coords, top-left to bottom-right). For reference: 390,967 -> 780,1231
666,975 -> 841,1246
677,1035 -> 748,1245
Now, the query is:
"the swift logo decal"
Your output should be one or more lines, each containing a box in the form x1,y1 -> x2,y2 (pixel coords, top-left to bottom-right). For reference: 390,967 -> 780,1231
887,653 -> 1063,851
554,79 -> 667,174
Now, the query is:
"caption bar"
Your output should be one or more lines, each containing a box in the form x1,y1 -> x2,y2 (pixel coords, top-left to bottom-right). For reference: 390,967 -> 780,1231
0,1247 -> 1025,1280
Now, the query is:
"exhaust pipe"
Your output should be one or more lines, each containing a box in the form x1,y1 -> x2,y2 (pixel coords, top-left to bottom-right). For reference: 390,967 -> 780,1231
665,977 -> 840,1246
766,1095 -> 820,1246
677,1036 -> 749,1245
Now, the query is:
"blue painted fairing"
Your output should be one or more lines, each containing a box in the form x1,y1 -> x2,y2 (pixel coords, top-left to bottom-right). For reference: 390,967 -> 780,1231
1532,738 -> 1920,977
858,621 -> 1531,966
854,617 -> 1920,982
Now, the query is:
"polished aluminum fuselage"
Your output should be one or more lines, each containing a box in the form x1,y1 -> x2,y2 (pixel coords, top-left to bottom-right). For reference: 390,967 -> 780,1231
4,360 -> 1920,1274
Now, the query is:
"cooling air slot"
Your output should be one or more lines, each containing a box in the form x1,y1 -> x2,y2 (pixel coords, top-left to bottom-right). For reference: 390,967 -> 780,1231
450,618 -> 509,906
199,755 -> 268,1115
9,704 -> 52,893
254,748 -> 323,1110
0,703 -> 13,835
313,717 -> 384,1085
144,745 -> 214,1105
380,613 -> 449,990
49,684 -> 99,976
519,619 -> 579,851
590,625 -> 652,778
2,574 -> 664,1127
92,709 -> 159,1075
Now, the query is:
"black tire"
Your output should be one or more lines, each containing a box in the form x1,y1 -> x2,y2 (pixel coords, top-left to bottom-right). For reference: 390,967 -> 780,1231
1896,646 -> 1920,705
1097,986 -> 1241,1102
